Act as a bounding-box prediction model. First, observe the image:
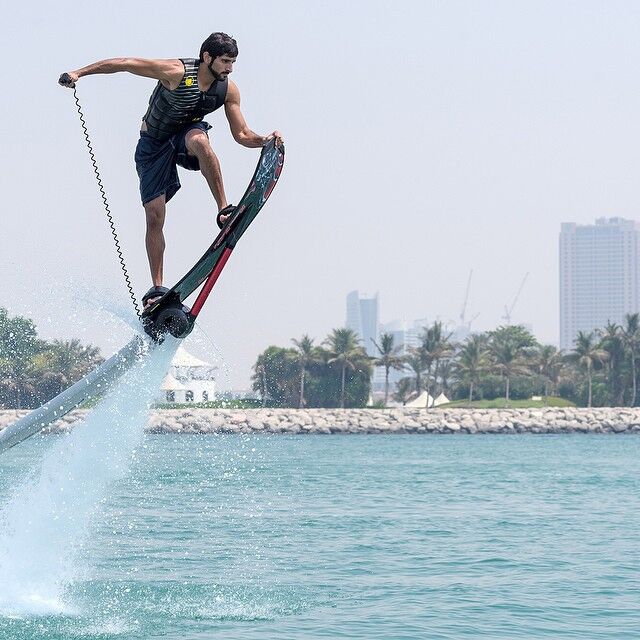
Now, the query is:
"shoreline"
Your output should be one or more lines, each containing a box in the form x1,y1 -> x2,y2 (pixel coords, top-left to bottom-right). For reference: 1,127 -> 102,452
1,407 -> 640,434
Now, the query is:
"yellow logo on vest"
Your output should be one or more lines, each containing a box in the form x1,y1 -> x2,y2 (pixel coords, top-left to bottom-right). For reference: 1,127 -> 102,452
185,76 -> 195,87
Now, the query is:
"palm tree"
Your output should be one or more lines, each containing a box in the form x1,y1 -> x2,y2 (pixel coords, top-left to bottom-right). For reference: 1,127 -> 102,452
0,312 -> 43,409
533,344 -> 565,400
454,334 -> 490,404
324,328 -> 363,408
257,362 -> 268,407
403,347 -> 427,401
371,332 -> 404,406
567,331 -> 609,407
30,339 -> 102,403
488,326 -> 536,404
49,339 -> 101,379
0,357 -> 20,409
599,321 -> 624,406
291,334 -> 319,409
437,358 -> 454,400
420,321 -> 452,406
393,377 -> 415,405
620,313 -> 640,406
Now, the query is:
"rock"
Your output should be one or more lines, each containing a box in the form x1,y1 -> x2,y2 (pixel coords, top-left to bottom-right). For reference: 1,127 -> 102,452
309,424 -> 331,434
247,419 -> 265,431
2,405 -> 640,436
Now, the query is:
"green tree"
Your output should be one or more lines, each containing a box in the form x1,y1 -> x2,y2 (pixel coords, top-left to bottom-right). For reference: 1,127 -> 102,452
403,347 -> 427,399
291,334 -> 320,409
251,346 -> 298,407
431,323 -> 453,397
31,339 -> 103,403
566,331 -> 609,407
454,334 -> 490,404
532,344 -> 565,400
599,321 -> 625,406
419,321 -> 452,405
620,313 -> 640,406
371,332 -> 404,406
252,333 -> 371,409
0,309 -> 44,409
488,325 -> 537,404
393,377 -> 415,405
0,309 -> 104,409
324,328 -> 367,408
437,358 -> 454,399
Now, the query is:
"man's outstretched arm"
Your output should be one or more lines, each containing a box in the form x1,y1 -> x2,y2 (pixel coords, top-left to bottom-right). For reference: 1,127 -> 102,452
224,81 -> 282,148
58,58 -> 184,89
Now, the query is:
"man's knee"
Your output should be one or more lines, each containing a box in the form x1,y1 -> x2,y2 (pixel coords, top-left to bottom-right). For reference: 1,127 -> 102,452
185,131 -> 214,158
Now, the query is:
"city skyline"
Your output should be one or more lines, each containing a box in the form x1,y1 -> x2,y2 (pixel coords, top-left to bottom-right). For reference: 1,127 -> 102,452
351,214 -> 640,361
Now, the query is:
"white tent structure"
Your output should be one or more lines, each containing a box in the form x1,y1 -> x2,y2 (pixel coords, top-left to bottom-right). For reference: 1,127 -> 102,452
160,346 -> 217,404
404,391 -> 434,408
160,372 -> 188,404
402,391 -> 450,408
433,393 -> 450,407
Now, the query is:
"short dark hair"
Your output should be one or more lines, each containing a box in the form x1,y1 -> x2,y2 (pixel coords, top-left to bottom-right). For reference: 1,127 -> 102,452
199,32 -> 238,62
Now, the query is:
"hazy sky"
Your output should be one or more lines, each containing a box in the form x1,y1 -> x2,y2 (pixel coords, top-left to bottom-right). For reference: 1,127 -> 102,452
3,0 -> 640,389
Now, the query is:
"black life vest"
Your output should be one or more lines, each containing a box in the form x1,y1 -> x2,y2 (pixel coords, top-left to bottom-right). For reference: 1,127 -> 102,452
142,58 -> 228,141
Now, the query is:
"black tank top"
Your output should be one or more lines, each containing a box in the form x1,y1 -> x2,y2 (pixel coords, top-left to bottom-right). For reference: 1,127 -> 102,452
142,58 -> 228,141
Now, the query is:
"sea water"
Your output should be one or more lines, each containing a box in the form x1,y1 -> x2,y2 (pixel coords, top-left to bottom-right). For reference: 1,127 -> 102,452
0,430 -> 638,639
0,335 -> 178,622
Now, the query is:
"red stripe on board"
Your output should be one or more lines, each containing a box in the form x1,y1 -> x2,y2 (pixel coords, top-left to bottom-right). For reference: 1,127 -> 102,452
189,247 -> 234,318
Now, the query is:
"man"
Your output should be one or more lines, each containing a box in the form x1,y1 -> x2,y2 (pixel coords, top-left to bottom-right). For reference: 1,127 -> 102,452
59,32 -> 282,308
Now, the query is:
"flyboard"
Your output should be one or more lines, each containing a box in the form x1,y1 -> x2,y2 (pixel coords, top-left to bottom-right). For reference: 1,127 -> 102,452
0,139 -> 284,454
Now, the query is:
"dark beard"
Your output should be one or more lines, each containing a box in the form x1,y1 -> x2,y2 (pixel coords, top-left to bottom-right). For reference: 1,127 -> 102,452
207,61 -> 226,81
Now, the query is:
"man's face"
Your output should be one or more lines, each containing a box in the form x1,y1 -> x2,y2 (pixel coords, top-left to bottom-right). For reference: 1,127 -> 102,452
205,53 -> 236,80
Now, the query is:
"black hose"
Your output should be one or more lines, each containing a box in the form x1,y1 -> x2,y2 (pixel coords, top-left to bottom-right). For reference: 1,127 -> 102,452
71,88 -> 141,317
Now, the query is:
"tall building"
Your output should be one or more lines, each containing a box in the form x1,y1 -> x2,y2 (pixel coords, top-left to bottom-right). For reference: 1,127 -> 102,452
559,217 -> 640,349
346,290 -> 379,357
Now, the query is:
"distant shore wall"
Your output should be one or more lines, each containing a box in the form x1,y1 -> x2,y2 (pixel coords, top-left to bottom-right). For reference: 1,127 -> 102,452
2,407 -> 640,435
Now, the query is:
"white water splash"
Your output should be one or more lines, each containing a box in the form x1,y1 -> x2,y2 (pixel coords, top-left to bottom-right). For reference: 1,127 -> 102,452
0,335 -> 179,616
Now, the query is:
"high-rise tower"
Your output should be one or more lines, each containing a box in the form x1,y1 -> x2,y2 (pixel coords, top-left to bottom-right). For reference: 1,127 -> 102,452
559,217 -> 640,349
346,291 -> 379,357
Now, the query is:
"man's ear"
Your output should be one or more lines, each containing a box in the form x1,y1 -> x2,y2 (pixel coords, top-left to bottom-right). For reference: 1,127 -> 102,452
202,52 -> 211,64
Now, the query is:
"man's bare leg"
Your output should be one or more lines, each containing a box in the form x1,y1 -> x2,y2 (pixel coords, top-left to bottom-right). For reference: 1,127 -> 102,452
184,130 -> 233,224
144,194 -> 166,297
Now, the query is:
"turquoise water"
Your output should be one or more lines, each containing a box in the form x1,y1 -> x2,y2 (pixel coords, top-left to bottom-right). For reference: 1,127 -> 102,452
0,433 -> 639,639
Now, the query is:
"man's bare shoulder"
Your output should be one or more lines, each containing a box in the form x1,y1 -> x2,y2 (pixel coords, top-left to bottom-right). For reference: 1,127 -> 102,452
226,79 -> 240,103
161,58 -> 187,87
163,58 -> 186,73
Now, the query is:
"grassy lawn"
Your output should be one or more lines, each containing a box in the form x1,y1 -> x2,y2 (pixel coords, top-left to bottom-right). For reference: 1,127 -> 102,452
153,399 -> 263,410
437,397 -> 576,409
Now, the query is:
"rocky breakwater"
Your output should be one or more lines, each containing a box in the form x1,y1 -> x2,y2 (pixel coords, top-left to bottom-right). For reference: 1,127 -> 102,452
2,407 -> 640,435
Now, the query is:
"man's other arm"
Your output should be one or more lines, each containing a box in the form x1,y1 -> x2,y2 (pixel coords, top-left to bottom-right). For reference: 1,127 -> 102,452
59,58 -> 184,89
224,81 -> 282,148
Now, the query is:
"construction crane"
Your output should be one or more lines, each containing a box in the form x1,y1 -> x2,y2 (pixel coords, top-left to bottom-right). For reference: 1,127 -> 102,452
503,272 -> 529,325
459,269 -> 473,325
467,312 -> 480,329
453,270 -> 480,337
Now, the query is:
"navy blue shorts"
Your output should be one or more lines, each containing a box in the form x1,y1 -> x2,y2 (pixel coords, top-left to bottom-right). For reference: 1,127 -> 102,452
134,121 -> 211,205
